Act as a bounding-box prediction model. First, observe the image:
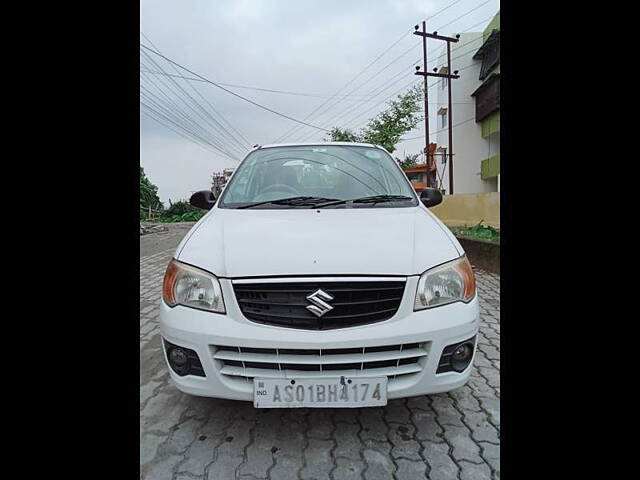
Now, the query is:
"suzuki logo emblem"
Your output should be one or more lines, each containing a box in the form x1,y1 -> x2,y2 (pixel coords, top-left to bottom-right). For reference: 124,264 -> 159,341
306,289 -> 334,317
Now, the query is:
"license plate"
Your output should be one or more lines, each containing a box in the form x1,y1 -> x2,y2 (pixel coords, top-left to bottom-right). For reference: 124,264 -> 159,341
253,377 -> 388,408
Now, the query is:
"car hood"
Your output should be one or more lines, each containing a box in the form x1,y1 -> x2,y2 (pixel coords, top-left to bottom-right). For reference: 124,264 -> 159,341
176,206 -> 462,278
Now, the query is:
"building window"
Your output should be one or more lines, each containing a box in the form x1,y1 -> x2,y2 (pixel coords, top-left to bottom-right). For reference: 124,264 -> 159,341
440,148 -> 447,164
440,66 -> 448,90
437,107 -> 448,130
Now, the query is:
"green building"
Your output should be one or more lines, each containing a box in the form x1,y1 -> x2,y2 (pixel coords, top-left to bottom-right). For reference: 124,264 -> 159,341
471,11 -> 500,189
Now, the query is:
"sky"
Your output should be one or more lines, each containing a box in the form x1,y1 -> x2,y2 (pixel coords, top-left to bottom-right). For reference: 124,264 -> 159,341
140,0 -> 500,205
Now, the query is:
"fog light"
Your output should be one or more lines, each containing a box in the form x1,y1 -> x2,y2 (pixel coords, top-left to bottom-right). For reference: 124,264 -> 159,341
453,343 -> 472,361
437,335 -> 476,374
169,347 -> 188,367
162,339 -> 206,377
451,341 -> 474,372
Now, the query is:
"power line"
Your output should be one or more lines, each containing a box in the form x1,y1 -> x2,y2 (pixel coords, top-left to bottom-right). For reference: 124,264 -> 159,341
141,32 -> 251,150
398,116 -> 477,142
139,2 -> 496,152
281,45 -> 420,143
140,78 -> 241,159
140,47 -> 248,156
427,0 -> 467,20
139,59 -> 244,158
334,34 -> 489,132
140,43 -> 331,133
420,0 -> 494,67
141,63 -> 480,106
277,3 -> 496,143
139,84 -> 241,160
342,80 -> 422,130
139,70 -> 375,99
288,42 -> 421,139
292,58 -> 422,143
295,66 -> 423,143
140,50 -> 246,158
301,56 -> 480,143
141,109 -> 229,157
293,10 -> 496,143
298,53 -> 482,145
354,54 -> 483,125
433,0 -> 493,32
426,14 -> 497,67
140,85 -> 222,151
271,28 -> 414,143
140,53 -> 244,156
140,101 -> 240,161
140,91 -> 240,160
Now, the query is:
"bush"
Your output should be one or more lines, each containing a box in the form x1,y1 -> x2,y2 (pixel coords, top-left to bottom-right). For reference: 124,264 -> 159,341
453,222 -> 500,242
139,172 -> 209,223
155,211 -> 207,223
155,199 -> 207,223
164,200 -> 196,216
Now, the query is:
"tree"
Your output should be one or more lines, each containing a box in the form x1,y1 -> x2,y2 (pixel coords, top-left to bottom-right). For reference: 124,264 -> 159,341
327,84 -> 423,154
395,153 -> 420,170
140,170 -> 164,220
328,127 -> 361,143
361,84 -> 423,153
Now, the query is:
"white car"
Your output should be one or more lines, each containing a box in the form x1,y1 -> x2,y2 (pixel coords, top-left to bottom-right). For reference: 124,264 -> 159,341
159,142 -> 479,408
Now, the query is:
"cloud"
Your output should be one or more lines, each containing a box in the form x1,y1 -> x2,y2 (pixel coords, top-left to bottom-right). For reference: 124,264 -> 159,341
140,0 -> 500,201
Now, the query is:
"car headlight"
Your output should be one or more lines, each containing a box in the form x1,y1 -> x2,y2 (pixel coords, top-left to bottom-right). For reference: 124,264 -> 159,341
162,259 -> 225,313
414,255 -> 476,310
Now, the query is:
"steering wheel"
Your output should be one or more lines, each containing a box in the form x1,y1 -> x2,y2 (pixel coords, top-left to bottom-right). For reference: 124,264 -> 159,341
260,184 -> 300,195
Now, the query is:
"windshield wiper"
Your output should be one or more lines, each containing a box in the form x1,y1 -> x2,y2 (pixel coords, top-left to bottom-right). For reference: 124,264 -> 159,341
354,195 -> 414,204
316,195 -> 414,208
236,196 -> 341,209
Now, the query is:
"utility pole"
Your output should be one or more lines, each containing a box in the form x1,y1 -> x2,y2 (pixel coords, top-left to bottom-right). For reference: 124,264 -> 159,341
419,21 -> 429,165
413,25 -> 460,194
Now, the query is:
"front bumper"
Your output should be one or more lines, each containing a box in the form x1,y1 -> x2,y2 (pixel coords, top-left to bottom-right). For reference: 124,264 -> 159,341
159,276 -> 480,401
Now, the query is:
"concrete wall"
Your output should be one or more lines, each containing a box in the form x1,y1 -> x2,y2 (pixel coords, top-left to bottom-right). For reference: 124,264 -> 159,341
429,192 -> 500,228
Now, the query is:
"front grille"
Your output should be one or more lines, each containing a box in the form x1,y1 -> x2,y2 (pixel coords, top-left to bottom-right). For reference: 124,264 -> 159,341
212,343 -> 429,381
233,280 -> 406,329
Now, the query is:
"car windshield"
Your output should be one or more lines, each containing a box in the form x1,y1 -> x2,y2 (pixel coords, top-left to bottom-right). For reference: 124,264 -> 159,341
218,145 -> 418,209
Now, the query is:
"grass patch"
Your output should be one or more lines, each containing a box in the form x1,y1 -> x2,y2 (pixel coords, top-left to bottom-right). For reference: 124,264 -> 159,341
154,210 -> 207,223
451,222 -> 500,243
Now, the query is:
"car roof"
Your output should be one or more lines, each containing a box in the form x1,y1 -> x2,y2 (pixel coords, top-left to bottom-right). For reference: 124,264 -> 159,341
256,142 -> 382,150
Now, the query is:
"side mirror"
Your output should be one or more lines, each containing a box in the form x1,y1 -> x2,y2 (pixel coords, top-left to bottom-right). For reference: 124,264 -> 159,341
189,190 -> 216,210
420,188 -> 443,208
